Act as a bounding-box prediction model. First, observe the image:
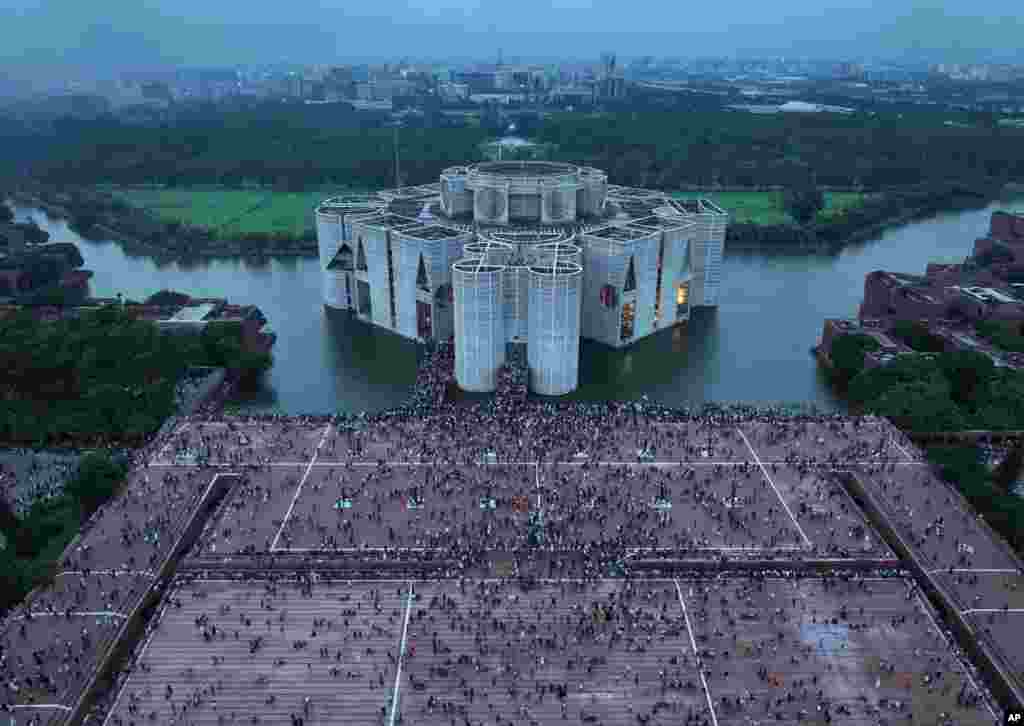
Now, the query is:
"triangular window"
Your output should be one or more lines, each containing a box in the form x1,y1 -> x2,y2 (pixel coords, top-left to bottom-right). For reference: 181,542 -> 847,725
329,243 -> 354,271
416,254 -> 430,292
624,256 -> 637,292
356,238 -> 368,271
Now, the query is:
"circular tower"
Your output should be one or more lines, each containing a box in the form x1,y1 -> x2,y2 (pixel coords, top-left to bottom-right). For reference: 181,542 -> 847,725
577,167 -> 608,217
466,161 -> 583,227
440,166 -> 472,217
478,230 -> 576,344
453,259 -> 507,393
527,260 -> 583,396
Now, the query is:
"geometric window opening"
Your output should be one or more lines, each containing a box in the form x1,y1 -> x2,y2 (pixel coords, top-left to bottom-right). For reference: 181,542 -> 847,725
624,256 -> 637,293
416,254 -> 430,292
330,243 -> 354,271
620,301 -> 635,342
356,238 -> 368,271
676,283 -> 689,320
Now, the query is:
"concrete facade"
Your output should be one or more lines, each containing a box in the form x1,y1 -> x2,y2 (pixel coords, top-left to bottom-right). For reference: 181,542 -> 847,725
315,162 -> 728,395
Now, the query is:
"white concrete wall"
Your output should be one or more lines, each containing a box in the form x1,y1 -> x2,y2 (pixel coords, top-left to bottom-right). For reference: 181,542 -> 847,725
454,264 -> 505,392
528,267 -> 582,395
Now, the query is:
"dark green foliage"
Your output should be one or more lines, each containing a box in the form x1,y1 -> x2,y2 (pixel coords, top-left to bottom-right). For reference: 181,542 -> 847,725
938,350 -> 995,406
784,186 -> 825,225
146,289 -> 192,307
0,305 -> 270,446
9,107 -> 1023,194
892,320 -> 947,352
926,445 -> 1024,554
975,242 -> 1015,268
994,440 -> 1024,493
847,350 -> 1024,432
0,451 -> 127,614
63,452 -> 127,521
829,333 -> 880,383
976,319 -> 1024,353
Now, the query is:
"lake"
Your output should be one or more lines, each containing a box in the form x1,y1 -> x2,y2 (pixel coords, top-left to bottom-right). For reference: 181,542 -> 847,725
10,196 -> 1023,415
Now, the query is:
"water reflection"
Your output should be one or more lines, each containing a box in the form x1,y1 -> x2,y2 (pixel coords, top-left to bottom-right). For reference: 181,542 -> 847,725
9,195 -> 1023,414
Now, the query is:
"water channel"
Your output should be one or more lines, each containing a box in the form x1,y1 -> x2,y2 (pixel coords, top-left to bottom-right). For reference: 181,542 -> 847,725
10,196 -> 1024,415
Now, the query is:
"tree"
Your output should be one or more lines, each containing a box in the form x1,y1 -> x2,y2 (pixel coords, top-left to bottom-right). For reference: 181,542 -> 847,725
829,333 -> 880,384
994,439 -> 1024,493
893,320 -> 946,353
784,185 -> 825,225
64,452 -> 126,521
938,350 -> 994,407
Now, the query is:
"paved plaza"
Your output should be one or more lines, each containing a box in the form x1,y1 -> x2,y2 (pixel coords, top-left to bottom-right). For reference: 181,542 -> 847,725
1,408 -> 1020,726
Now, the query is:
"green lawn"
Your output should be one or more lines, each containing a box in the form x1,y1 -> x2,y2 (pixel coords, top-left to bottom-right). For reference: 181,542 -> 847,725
110,186 -> 874,234
108,186 -> 370,237
672,190 -> 874,225
110,188 -> 271,230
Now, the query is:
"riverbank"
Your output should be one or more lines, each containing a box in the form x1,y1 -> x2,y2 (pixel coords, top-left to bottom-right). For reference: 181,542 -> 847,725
726,182 -> 1004,251
90,221 -> 315,259
13,180 -> 1013,262
12,186 -> 317,261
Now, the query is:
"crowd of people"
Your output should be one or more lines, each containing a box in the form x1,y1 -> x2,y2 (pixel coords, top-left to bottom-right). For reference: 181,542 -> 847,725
0,341 -> 1016,726
0,451 -> 81,518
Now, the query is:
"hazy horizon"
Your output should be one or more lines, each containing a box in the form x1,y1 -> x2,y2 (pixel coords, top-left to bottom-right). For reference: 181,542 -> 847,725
1,0 -> 1022,90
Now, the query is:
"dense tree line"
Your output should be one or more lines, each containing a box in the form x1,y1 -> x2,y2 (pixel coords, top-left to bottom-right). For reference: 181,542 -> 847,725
727,181 -> 997,247
3,104 -> 1021,193
0,452 -> 128,614
829,333 -> 1024,558
535,111 -> 1024,190
20,103 -> 490,191
0,305 -> 271,447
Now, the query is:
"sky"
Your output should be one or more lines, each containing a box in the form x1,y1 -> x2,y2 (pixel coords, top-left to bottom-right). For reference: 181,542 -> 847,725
0,0 -> 1021,85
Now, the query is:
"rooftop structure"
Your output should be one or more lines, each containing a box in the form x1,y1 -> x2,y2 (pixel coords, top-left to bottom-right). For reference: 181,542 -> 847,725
315,160 -> 728,395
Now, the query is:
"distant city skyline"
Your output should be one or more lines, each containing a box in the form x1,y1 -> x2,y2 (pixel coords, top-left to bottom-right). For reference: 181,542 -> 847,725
0,0 -> 1022,92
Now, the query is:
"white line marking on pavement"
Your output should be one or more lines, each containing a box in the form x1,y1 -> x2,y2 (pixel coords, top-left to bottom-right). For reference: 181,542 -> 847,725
674,578 -> 719,726
930,568 -> 1021,575
56,570 -> 156,578
389,582 -> 415,726
9,611 -> 127,621
890,438 -> 916,462
962,608 -> 1024,615
144,459 -> 928,469
736,427 -> 813,549
271,424 -> 331,552
9,705 -> 73,711
278,547 -> 433,553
